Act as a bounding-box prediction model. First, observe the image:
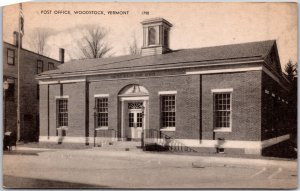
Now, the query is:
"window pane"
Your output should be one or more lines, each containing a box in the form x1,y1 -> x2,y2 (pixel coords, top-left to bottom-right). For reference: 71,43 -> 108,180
37,60 -> 43,74
214,93 -> 231,128
161,95 -> 176,128
57,99 -> 68,127
148,27 -> 156,45
6,83 -> 15,100
7,49 -> 15,65
164,29 -> 169,46
96,98 -> 108,127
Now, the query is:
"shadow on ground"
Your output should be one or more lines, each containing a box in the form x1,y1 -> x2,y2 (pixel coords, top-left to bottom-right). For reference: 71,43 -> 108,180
3,150 -> 41,156
262,139 -> 297,159
3,175 -> 108,189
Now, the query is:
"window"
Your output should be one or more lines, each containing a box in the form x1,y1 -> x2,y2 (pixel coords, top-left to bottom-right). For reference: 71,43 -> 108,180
37,85 -> 39,99
137,113 -> 143,127
148,27 -> 156,45
48,62 -> 54,70
37,60 -> 43,74
214,93 -> 232,131
164,28 -> 169,47
96,98 -> 108,127
161,95 -> 176,128
7,49 -> 15,65
5,78 -> 15,100
57,99 -> 68,127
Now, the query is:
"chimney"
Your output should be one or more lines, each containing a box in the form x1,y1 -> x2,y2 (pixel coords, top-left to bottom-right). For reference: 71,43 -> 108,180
141,18 -> 172,56
13,31 -> 22,48
59,48 -> 65,63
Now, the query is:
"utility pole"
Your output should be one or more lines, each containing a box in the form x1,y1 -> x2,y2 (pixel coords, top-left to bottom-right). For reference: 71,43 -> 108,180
17,3 -> 24,141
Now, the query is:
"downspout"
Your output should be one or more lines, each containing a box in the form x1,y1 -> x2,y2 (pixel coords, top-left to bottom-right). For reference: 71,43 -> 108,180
85,78 -> 89,145
199,74 -> 202,144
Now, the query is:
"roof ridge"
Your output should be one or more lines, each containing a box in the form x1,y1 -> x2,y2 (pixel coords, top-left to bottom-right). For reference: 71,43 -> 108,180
179,39 -> 276,52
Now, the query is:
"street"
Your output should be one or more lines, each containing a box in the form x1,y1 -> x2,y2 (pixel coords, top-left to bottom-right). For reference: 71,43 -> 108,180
2,148 -> 297,189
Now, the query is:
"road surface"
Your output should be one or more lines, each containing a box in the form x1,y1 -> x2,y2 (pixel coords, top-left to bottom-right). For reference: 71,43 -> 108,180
3,148 -> 298,189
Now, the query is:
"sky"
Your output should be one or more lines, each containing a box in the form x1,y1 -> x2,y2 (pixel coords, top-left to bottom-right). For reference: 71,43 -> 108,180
3,2 -> 298,67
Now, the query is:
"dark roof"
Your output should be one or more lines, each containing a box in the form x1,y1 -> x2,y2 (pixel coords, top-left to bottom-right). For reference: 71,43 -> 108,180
39,40 -> 276,76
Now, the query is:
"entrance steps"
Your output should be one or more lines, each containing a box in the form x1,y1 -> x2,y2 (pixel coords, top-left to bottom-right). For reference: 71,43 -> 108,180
93,141 -> 143,152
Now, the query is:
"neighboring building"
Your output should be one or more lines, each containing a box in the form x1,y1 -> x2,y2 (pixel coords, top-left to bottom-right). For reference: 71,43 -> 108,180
3,32 -> 63,142
36,18 -> 291,155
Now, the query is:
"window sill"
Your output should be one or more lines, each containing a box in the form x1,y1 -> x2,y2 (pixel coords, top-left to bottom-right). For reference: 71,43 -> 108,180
160,127 -> 176,132
57,127 -> 68,131
95,127 -> 109,131
213,128 -> 231,132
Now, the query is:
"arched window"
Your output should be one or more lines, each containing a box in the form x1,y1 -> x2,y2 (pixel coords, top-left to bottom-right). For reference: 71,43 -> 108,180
148,27 -> 156,45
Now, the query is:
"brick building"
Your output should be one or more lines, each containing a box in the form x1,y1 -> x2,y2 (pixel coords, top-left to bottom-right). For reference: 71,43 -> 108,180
3,32 -> 63,142
36,18 -> 291,155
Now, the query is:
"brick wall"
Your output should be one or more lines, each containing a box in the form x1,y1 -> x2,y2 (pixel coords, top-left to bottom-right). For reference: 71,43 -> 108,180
261,71 -> 290,141
88,74 -> 201,139
3,42 -> 61,141
40,70 -> 263,143
202,71 -> 262,141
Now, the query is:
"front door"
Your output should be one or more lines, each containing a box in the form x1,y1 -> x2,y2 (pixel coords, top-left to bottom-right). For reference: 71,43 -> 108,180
127,102 -> 143,140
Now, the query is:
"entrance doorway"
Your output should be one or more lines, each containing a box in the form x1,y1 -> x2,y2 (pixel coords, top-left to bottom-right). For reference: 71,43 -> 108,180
118,84 -> 149,141
127,102 -> 143,140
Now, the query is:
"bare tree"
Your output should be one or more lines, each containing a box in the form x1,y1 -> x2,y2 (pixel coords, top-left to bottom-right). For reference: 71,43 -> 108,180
76,25 -> 112,59
28,27 -> 54,55
128,35 -> 141,55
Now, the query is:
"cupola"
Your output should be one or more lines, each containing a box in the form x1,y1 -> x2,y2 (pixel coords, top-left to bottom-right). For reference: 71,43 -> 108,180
141,18 -> 172,56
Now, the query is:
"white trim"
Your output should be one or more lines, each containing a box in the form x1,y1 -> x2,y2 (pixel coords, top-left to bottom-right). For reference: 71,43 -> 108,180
39,136 -> 86,143
213,128 -> 231,132
39,81 -> 58,85
211,88 -> 233,93
55,95 -> 69,99
39,136 -> 119,144
177,139 -> 261,149
120,96 -> 149,101
158,91 -> 177,95
95,127 -> 109,130
261,134 -> 290,148
57,127 -> 68,130
36,60 -> 264,80
160,127 -> 176,131
186,66 -> 262,75
94,94 -> 109,98
175,134 -> 290,149
38,79 -> 86,84
39,134 -> 290,154
60,79 -> 86,83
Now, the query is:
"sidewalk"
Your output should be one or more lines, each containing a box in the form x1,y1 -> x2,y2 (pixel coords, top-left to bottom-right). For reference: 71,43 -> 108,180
14,141 -> 297,161
10,144 -> 297,172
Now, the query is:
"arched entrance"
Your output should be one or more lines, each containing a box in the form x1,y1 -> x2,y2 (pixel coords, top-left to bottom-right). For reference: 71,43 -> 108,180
118,84 -> 149,141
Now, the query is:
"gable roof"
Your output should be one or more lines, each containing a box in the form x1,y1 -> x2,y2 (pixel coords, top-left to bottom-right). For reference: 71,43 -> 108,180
3,41 -> 61,63
38,40 -> 276,77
